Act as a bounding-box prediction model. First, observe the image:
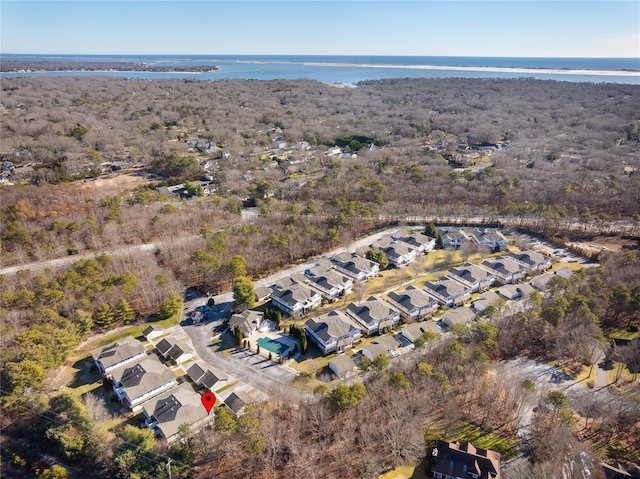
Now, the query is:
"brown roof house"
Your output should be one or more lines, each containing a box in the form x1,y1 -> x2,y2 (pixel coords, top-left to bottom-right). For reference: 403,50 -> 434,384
430,440 -> 501,479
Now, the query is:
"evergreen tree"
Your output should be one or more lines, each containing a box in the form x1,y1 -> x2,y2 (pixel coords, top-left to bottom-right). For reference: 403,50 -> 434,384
94,303 -> 114,329
115,298 -> 136,324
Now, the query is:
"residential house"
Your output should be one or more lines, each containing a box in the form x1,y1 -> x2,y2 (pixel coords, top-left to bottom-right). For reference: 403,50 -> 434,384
437,227 -> 470,249
387,285 -> 440,322
254,285 -> 272,302
305,269 -> 353,301
442,307 -> 476,329
362,335 -> 400,361
497,283 -> 535,300
430,440 -> 501,479
423,279 -> 471,308
305,311 -> 362,355
156,338 -> 195,365
448,262 -> 495,293
329,355 -> 357,378
508,249 -> 552,275
401,321 -> 442,343
142,326 -> 165,342
224,390 -> 254,416
186,361 -> 228,392
394,232 -> 436,255
271,283 -> 322,318
530,273 -> 556,291
472,291 -> 502,313
229,310 -> 264,337
142,383 -> 212,444
462,227 -> 509,251
91,336 -> 146,376
382,242 -> 417,267
481,257 -> 526,285
346,296 -> 401,336
332,252 -> 380,281
111,356 -> 178,409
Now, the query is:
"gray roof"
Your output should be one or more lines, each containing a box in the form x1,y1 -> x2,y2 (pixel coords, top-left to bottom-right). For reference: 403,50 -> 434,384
508,249 -> 550,267
155,338 -> 174,356
363,336 -> 398,358
271,283 -> 318,307
395,232 -> 435,249
307,269 -> 351,291
329,355 -> 357,377
346,296 -> 398,325
449,262 -> 493,283
424,279 -> 467,298
482,256 -> 523,275
187,361 -> 228,390
224,391 -> 254,415
332,253 -> 379,276
142,326 -> 164,337
387,285 -> 436,311
306,311 -> 359,342
142,383 -> 209,441
166,342 -> 194,361
111,356 -> 176,403
402,321 -> 441,342
229,310 -> 263,336
91,336 -> 145,371
442,307 -> 476,326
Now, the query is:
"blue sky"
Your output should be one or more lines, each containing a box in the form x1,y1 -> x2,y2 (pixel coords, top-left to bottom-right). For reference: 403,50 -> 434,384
2,1 -> 639,57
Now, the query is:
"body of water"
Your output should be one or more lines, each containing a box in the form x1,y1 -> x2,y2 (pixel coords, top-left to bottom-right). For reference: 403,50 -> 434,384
2,54 -> 639,84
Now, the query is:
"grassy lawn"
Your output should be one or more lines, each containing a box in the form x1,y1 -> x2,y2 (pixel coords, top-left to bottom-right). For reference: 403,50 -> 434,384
425,420 -> 517,460
378,465 -> 416,479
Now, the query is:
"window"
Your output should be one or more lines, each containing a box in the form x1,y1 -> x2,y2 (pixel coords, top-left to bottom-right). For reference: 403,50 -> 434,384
433,473 -> 442,479
449,460 -> 455,468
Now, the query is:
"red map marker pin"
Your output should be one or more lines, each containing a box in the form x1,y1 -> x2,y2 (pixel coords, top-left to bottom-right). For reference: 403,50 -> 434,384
201,391 -> 216,415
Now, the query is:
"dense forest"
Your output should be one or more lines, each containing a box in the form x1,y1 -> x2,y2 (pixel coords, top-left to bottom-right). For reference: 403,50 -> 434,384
1,76 -> 640,478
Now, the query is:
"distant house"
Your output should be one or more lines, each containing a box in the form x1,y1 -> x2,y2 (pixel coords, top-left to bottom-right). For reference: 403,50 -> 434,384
186,361 -> 228,392
441,307 -> 476,329
111,356 -> 178,409
473,291 -> 502,313
142,383 -> 212,444
346,296 -> 401,336
271,283 -> 322,318
394,232 -> 436,255
254,285 -> 272,302
305,310 -> 362,355
423,279 -> 471,308
481,257 -> 526,285
332,252 -> 380,281
382,242 -> 417,267
448,262 -> 495,293
91,336 -> 146,376
462,227 -> 509,251
224,390 -> 254,416
387,285 -> 440,322
401,321 -> 442,343
430,440 -> 501,479
362,335 -> 400,361
142,326 -> 165,342
229,310 -> 264,337
329,355 -> 357,378
508,249 -> 552,275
